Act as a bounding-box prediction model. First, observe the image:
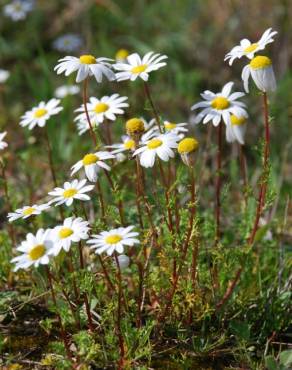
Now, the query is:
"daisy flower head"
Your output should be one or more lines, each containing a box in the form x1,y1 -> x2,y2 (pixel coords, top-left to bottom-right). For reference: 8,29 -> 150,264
114,51 -> 167,82
52,34 -> 83,53
133,132 -> 179,168
226,113 -> 248,145
0,131 -> 8,150
3,0 -> 34,21
241,55 -> 276,93
48,179 -> 94,207
71,151 -> 115,182
225,28 -> 277,65
106,135 -> 136,155
191,82 -> 246,127
75,94 -> 129,126
0,69 -> 10,83
177,137 -> 199,167
8,203 -> 50,222
20,99 -> 63,130
87,226 -> 139,256
50,217 -> 90,256
115,49 -> 129,62
11,229 -> 53,271
54,55 -> 115,83
54,84 -> 80,99
125,117 -> 145,139
163,120 -> 189,136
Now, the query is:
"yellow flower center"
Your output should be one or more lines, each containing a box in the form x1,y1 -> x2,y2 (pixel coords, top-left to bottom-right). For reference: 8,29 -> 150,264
124,139 -> 135,150
82,153 -> 98,165
230,114 -> 247,126
94,102 -> 109,114
105,234 -> 122,244
131,64 -> 147,74
59,227 -> 73,239
34,108 -> 47,118
244,43 -> 259,54
28,244 -> 45,260
178,137 -> 199,154
79,54 -> 96,64
211,96 -> 230,110
164,122 -> 177,130
23,207 -> 36,216
63,188 -> 77,198
147,138 -> 163,149
249,55 -> 272,70
126,118 -> 145,134
116,49 -> 129,60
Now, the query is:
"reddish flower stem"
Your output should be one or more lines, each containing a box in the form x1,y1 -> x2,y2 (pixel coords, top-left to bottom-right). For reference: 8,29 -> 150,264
216,92 -> 271,310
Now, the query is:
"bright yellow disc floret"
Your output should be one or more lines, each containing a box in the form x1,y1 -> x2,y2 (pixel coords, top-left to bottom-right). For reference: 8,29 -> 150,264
79,55 -> 96,64
249,55 -> 272,70
105,234 -> 122,244
230,114 -> 246,126
178,137 -> 199,154
211,97 -> 230,110
83,153 -> 98,165
29,244 -> 45,260
59,228 -> 73,239
126,118 -> 145,135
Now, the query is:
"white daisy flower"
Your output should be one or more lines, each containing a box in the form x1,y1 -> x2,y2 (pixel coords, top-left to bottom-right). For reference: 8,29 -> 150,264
0,131 -> 8,150
133,132 -> 179,168
7,203 -> 50,222
3,0 -> 34,21
226,113 -> 248,145
11,229 -> 53,271
106,130 -> 154,155
191,82 -> 246,127
48,179 -> 94,207
50,217 -> 90,256
87,226 -> 139,256
114,51 -> 167,82
225,28 -> 277,65
0,69 -> 10,83
52,34 -> 83,53
74,94 -> 129,126
54,84 -> 80,99
163,120 -> 189,135
19,99 -> 63,130
241,55 -> 276,93
71,151 -> 115,182
54,55 -> 115,83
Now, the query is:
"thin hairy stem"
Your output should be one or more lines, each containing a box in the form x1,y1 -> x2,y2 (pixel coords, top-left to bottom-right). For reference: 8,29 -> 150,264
83,78 -> 97,147
216,92 -> 271,310
143,81 -> 163,133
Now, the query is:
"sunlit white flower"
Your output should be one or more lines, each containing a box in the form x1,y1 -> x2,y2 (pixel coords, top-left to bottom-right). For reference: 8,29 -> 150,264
133,132 -> 179,168
0,132 -> 8,150
11,229 -> 53,271
191,82 -> 246,127
75,94 -> 128,127
54,85 -> 80,99
8,203 -> 50,222
52,34 -> 83,53
162,120 -> 188,135
87,226 -> 139,256
241,55 -> 276,93
48,179 -> 94,207
225,28 -> 277,65
0,69 -> 10,83
50,217 -> 90,256
54,55 -> 115,83
114,52 -> 167,82
107,131 -> 154,155
3,0 -> 34,21
226,113 -> 248,145
71,151 -> 115,182
19,99 -> 63,130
